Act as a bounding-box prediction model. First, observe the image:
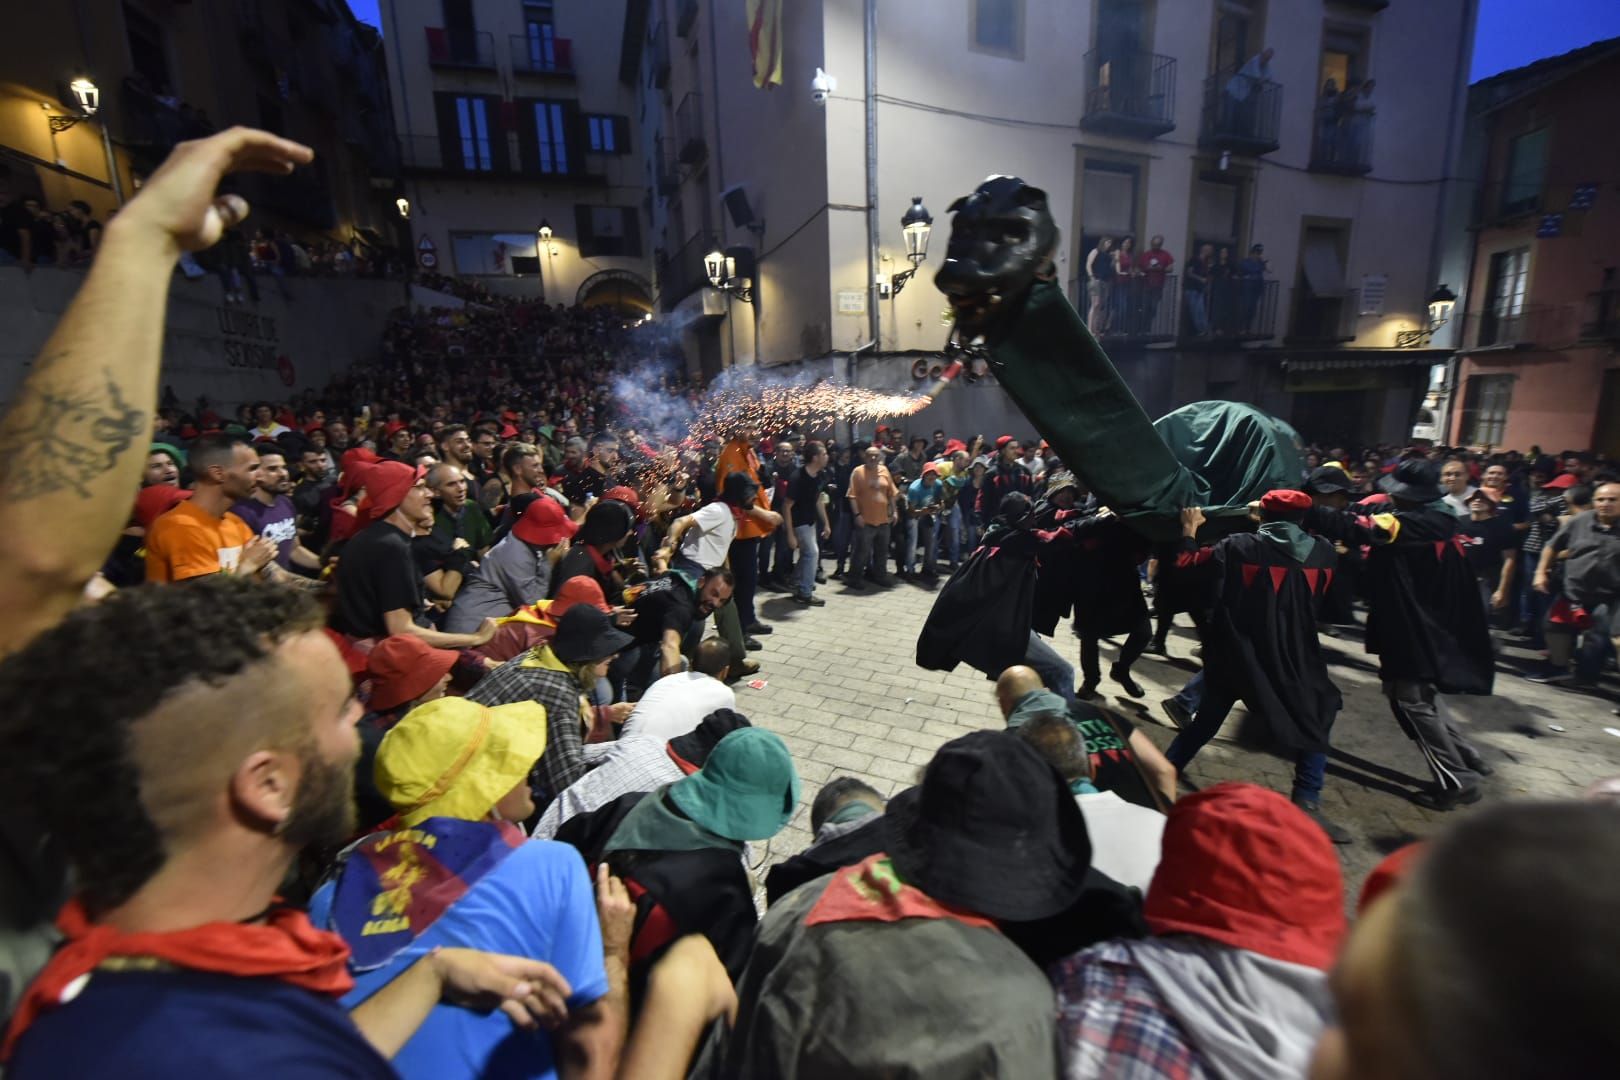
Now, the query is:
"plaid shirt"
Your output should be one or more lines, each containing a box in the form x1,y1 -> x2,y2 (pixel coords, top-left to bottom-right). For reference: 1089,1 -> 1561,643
530,737 -> 683,839
464,653 -> 588,800
1051,941 -> 1212,1080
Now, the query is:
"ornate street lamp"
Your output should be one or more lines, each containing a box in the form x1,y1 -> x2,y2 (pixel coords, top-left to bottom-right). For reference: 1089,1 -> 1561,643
890,196 -> 933,297
395,196 -> 410,219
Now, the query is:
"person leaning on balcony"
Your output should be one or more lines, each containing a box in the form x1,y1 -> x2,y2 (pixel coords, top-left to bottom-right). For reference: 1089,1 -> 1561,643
1318,79 -> 1341,160
1085,236 -> 1115,332
1137,235 -> 1175,332
1184,243 -> 1215,336
1112,235 -> 1140,333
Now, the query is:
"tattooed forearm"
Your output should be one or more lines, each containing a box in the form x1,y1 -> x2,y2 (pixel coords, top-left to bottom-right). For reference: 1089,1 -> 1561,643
0,367 -> 147,501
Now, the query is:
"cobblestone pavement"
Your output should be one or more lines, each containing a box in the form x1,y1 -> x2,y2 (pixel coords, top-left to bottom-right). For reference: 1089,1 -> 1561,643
738,569 -> 1620,898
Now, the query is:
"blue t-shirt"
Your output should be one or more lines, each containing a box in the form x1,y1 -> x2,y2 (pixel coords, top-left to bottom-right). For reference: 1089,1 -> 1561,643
232,494 -> 300,568
906,477 -> 943,511
8,968 -> 393,1079
309,838 -> 608,1080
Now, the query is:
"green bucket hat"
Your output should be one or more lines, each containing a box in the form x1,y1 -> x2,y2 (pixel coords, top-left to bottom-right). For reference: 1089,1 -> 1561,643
151,441 -> 188,468
667,728 -> 800,842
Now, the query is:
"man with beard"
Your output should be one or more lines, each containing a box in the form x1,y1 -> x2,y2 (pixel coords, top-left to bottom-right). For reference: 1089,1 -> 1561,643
562,434 -> 620,510
978,436 -> 1035,518
436,424 -> 478,480
233,444 -> 321,578
331,461 -> 498,649
0,578 -> 577,1076
146,435 -> 277,582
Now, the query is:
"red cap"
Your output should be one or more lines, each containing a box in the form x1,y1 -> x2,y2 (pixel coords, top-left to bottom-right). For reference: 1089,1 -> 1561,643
604,485 -> 641,515
133,485 -> 193,529
945,439 -> 967,455
340,448 -> 381,494
304,421 -> 325,435
995,435 -> 1014,450
366,635 -> 457,711
500,424 -> 519,439
551,575 -> 611,618
1259,489 -> 1313,513
1543,473 -> 1579,490
1144,782 -> 1347,971
921,462 -> 940,477
513,496 -> 579,546
383,420 -> 409,437
362,461 -> 426,523
1357,842 -> 1425,914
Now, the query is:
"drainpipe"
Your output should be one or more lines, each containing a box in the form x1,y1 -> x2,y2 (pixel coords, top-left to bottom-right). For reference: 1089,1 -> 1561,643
864,0 -> 880,355
1433,0 -> 1479,445
844,338 -> 876,445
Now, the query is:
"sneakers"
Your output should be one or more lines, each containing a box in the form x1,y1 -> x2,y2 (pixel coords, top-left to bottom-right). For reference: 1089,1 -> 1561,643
1291,797 -> 1353,845
1410,785 -> 1483,812
1159,697 -> 1192,730
793,594 -> 826,607
1111,665 -> 1145,699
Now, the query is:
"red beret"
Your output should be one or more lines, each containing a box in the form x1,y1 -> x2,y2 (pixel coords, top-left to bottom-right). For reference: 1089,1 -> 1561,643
995,435 -> 1014,449
1260,489 -> 1312,513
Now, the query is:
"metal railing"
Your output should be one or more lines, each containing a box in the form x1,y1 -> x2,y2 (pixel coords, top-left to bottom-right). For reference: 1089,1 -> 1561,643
659,232 -> 711,311
1310,102 -> 1374,174
654,135 -> 681,196
676,0 -> 699,37
425,27 -> 495,69
399,133 -> 516,174
1180,277 -> 1279,341
675,92 -> 706,164
1200,71 -> 1282,153
510,33 -> 574,75
1290,288 -> 1361,343
1077,274 -> 1179,341
1463,305 -> 1564,349
1079,50 -> 1176,136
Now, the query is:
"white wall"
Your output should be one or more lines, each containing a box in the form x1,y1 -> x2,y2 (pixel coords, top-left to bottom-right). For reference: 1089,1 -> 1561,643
0,267 -> 403,408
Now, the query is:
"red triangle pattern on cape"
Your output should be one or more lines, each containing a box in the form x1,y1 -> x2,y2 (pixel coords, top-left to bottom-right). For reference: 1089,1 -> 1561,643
1269,566 -> 1289,592
1241,564 -> 1259,588
1303,567 -> 1322,593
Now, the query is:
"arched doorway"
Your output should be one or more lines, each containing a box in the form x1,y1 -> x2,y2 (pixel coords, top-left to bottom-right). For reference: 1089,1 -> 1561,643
576,269 -> 654,317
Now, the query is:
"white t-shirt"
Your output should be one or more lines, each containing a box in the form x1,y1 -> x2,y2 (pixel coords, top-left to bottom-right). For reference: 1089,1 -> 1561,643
622,672 -> 737,744
1074,791 -> 1166,893
678,502 -> 737,570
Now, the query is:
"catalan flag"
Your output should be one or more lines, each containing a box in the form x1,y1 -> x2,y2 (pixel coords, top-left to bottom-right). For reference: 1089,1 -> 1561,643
747,0 -> 784,88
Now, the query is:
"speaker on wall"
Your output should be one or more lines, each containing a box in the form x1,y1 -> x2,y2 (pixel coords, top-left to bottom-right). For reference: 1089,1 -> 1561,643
721,184 -> 756,229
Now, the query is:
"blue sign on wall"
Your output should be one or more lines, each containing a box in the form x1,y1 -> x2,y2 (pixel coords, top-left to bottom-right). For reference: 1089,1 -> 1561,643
1537,213 -> 1564,238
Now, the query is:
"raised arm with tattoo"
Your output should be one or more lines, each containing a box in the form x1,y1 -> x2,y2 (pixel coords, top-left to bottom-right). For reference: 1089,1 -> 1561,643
0,128 -> 314,654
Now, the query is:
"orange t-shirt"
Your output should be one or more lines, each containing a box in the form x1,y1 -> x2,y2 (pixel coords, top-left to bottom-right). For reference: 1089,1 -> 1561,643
715,439 -> 775,540
145,500 -> 255,582
847,464 -> 898,526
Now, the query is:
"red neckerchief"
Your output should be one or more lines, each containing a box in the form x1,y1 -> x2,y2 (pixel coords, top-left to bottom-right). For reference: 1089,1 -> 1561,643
586,544 -> 616,576
805,853 -> 997,931
4,897 -> 353,1060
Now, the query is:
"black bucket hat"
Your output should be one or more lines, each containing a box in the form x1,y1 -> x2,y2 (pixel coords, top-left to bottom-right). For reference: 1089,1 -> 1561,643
668,708 -> 752,771
1379,458 -> 1444,503
885,730 -> 1091,922
1305,465 -> 1353,495
721,470 -> 760,507
551,604 -> 634,664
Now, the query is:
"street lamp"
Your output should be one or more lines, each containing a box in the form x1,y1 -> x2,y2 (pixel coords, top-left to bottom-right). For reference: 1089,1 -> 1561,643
538,218 -> 553,243
705,242 -> 754,304
1397,284 -> 1460,349
395,196 -> 410,219
46,76 -> 123,206
889,196 -> 932,297
69,78 -> 100,116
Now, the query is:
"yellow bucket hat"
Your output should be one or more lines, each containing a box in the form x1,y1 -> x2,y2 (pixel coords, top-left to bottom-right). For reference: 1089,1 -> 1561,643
375,698 -> 548,827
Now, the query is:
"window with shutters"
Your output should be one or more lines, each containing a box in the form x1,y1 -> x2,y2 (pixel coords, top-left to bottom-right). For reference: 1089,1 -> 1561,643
455,96 -> 493,171
1459,374 -> 1514,447
1500,128 -> 1549,217
534,101 -> 569,174
587,115 -> 629,154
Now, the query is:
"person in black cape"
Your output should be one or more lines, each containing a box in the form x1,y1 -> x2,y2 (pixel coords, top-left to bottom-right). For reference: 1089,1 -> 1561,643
1302,457 -> 1495,811
916,491 -> 1078,703
1066,505 -> 1154,700
1162,490 -> 1351,843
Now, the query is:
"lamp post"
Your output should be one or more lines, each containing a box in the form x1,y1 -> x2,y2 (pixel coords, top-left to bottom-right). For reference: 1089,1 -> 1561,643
1396,283 -> 1459,349
704,241 -> 753,304
889,196 -> 933,297
47,77 -> 123,206
396,196 -> 411,219
537,219 -> 556,299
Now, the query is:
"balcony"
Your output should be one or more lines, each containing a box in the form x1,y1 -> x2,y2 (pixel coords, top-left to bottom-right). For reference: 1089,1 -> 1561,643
650,23 -> 672,88
400,133 -> 513,175
1200,71 -> 1281,155
659,232 -> 712,311
1179,277 -> 1279,344
1581,289 -> 1620,341
1463,305 -> 1565,349
1078,275 -> 1179,344
1079,51 -> 1176,139
1288,289 -> 1361,344
654,135 -> 681,197
1310,103 -> 1373,175
511,34 -> 575,77
676,0 -> 699,38
426,27 -> 495,70
675,92 -> 706,165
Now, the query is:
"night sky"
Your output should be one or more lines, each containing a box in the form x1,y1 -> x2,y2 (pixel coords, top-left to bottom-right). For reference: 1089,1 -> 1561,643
341,0 -> 1620,85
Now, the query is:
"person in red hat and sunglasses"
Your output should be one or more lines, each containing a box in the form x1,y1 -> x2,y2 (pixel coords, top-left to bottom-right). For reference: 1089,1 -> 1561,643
1165,490 -> 1351,843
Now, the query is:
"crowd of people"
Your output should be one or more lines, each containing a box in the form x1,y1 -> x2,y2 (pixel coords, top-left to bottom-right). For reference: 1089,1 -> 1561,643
1082,232 -> 1273,339
0,127 -> 1617,1079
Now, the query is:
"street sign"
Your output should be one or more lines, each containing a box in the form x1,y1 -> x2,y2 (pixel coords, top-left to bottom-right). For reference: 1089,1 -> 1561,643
418,250 -> 438,269
837,289 -> 867,314
1537,213 -> 1563,238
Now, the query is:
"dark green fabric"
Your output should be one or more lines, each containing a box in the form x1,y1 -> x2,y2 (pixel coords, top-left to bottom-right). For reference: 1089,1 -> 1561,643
984,281 -> 1303,541
1257,521 -> 1317,562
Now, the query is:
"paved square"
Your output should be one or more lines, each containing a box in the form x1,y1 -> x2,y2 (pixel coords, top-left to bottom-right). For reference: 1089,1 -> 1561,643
736,572 -> 1620,898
